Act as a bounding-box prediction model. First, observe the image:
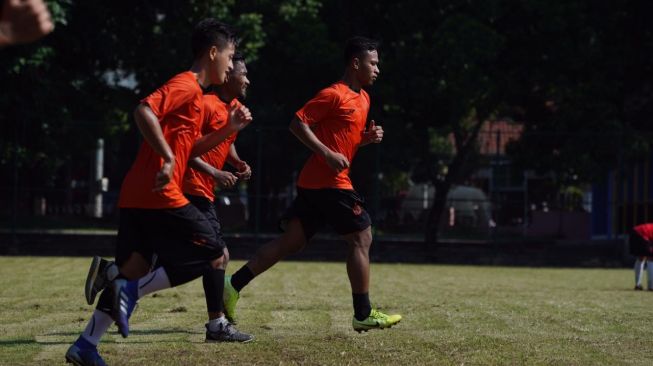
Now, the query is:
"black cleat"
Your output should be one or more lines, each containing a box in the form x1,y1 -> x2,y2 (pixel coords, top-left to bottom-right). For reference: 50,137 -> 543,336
85,256 -> 118,305
205,322 -> 254,343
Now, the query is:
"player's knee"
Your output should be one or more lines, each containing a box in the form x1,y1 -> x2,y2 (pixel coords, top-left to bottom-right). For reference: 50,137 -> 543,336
210,254 -> 225,269
219,248 -> 230,269
120,252 -> 151,279
283,231 -> 307,254
288,240 -> 306,254
281,220 -> 308,254
350,228 -> 372,250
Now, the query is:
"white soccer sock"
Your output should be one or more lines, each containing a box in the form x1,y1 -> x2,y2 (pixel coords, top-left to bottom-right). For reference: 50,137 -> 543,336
207,316 -> 228,332
137,267 -> 171,298
106,262 -> 119,282
635,259 -> 645,287
646,260 -> 653,290
81,310 -> 113,346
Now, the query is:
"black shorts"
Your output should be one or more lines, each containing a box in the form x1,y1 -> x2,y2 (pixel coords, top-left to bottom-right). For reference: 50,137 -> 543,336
185,194 -> 226,249
629,229 -> 653,257
115,205 -> 224,268
281,188 -> 372,241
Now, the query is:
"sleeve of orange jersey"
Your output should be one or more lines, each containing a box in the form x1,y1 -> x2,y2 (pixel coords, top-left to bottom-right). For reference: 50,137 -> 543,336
295,88 -> 339,126
141,76 -> 198,120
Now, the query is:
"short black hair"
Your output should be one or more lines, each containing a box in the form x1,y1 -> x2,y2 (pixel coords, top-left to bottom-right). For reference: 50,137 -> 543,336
191,18 -> 238,59
230,52 -> 247,74
344,36 -> 379,65
232,51 -> 246,65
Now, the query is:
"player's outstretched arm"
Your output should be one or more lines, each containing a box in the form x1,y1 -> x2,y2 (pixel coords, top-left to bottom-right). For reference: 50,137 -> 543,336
191,104 -> 252,158
133,104 -> 175,191
289,117 -> 349,173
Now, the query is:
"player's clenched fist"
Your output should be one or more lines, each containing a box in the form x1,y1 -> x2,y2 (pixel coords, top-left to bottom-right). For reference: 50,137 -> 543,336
153,157 -> 175,192
325,151 -> 350,173
234,160 -> 252,181
214,170 -> 238,188
228,104 -> 252,131
362,120 -> 383,145
0,0 -> 54,47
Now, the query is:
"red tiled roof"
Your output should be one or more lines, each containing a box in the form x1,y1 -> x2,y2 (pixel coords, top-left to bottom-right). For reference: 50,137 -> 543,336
448,120 -> 524,155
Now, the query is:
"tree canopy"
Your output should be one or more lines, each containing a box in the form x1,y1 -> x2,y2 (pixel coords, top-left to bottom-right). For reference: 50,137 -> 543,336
1,0 -> 651,241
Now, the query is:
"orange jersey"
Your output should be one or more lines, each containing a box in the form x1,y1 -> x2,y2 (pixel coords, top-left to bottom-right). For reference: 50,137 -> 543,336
182,94 -> 241,201
634,223 -> 653,241
118,71 -> 203,209
295,81 -> 370,189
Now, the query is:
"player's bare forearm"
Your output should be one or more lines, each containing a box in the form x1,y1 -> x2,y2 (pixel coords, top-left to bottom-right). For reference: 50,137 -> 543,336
190,125 -> 237,158
194,103 -> 251,158
228,145 -> 252,180
189,157 -> 218,178
226,145 -> 242,167
289,117 -> 331,157
133,104 -> 174,162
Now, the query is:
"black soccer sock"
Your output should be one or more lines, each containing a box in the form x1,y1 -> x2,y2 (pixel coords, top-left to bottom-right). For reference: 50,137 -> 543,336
352,292 -> 372,321
203,269 -> 225,314
164,260 -> 215,287
95,287 -> 113,314
231,265 -> 255,292
94,271 -> 131,314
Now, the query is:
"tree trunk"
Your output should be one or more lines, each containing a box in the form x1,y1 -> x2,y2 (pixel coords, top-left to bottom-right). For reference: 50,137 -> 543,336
425,179 -> 452,245
424,116 -> 486,245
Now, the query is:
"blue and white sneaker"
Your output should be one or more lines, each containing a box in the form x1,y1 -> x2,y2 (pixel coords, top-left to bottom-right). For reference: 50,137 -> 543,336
112,279 -> 138,338
65,336 -> 107,366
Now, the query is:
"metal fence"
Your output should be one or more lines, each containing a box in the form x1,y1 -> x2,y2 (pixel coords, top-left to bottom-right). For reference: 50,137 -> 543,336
0,126 -> 600,243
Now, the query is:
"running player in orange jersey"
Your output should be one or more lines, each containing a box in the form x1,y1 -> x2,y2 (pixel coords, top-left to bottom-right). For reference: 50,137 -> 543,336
182,52 -> 253,342
222,37 -> 402,332
65,19 -> 252,366
83,53 -> 254,344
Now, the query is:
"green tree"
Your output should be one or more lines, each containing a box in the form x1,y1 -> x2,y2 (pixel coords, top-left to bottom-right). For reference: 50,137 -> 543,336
0,0 -> 265,215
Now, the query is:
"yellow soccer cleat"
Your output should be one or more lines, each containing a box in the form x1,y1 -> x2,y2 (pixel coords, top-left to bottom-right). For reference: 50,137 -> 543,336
352,309 -> 402,333
223,275 -> 240,324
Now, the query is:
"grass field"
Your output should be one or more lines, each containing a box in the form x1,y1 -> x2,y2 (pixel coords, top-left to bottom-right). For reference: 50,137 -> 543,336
0,257 -> 651,365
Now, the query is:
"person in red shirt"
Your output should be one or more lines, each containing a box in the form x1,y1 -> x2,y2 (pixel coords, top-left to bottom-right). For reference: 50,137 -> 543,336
222,37 -> 401,332
630,223 -> 653,290
66,19 -> 252,366
182,52 -> 253,342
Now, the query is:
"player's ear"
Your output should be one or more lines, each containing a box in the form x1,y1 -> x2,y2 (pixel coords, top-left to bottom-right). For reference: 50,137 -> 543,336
352,57 -> 360,70
208,45 -> 218,61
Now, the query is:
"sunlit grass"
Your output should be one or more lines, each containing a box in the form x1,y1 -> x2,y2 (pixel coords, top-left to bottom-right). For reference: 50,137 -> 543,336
0,257 -> 650,365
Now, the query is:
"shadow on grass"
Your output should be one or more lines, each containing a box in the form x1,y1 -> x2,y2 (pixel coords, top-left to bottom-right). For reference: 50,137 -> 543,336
0,338 -> 83,346
0,338 -> 195,347
0,339 -> 40,346
45,328 -> 200,337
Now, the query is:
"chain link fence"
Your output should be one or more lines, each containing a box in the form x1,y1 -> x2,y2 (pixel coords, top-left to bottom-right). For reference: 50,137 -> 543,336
0,127 -> 604,243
